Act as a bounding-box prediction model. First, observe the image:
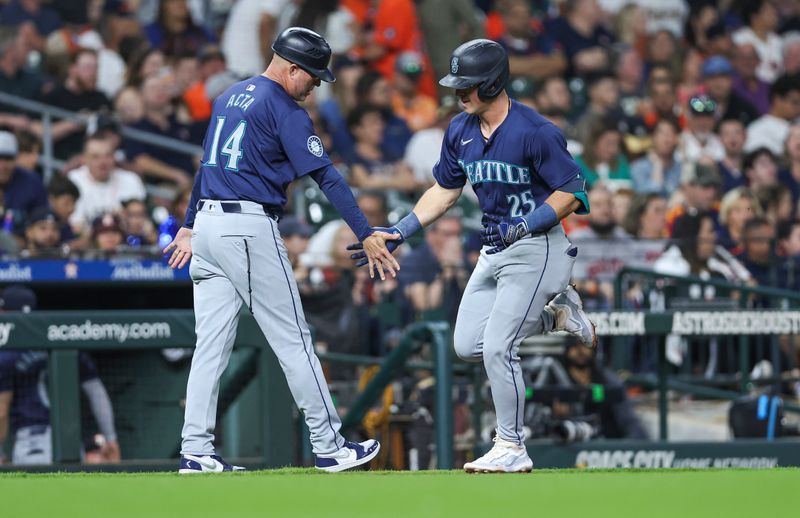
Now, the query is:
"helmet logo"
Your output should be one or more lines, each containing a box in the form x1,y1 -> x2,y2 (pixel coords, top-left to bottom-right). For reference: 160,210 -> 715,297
307,135 -> 324,157
451,57 -> 458,74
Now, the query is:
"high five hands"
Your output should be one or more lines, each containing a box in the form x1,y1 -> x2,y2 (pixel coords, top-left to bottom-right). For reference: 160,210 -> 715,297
348,226 -> 405,279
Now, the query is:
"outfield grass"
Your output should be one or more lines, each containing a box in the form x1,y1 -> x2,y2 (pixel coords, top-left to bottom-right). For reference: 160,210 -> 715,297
2,468 -> 798,518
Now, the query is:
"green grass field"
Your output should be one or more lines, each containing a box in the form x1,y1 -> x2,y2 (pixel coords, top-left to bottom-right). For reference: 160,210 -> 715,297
2,468 -> 798,518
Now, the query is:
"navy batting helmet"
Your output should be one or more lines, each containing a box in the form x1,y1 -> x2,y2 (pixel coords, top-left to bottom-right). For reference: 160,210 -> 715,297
271,27 -> 335,83
439,39 -> 509,101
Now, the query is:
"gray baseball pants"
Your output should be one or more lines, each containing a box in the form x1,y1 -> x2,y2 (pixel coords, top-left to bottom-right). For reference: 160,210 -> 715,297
453,224 -> 576,445
181,200 -> 344,456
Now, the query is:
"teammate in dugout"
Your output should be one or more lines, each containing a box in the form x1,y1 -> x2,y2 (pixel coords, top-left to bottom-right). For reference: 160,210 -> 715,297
163,27 -> 400,474
350,39 -> 598,473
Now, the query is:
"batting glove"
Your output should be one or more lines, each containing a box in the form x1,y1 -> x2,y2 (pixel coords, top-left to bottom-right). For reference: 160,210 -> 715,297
347,226 -> 405,267
481,217 -> 528,254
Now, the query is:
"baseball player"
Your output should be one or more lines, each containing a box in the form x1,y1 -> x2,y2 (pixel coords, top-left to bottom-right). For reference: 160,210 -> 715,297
163,27 -> 398,474
350,40 -> 597,472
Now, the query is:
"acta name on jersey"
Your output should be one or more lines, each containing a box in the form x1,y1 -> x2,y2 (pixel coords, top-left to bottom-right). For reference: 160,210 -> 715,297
225,93 -> 256,112
458,159 -> 531,186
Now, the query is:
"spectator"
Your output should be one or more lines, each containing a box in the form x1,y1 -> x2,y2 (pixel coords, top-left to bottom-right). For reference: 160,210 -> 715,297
781,123 -> 800,204
680,95 -> 724,163
144,0 -> 214,57
120,198 -> 156,247
544,0 -> 614,77
404,96 -> 460,190
630,118 -> 682,196
717,118 -> 748,192
622,193 -> 667,240
390,51 -> 437,132
362,0 -> 436,98
576,121 -> 632,191
46,174 -> 79,244
125,75 -> 195,187
732,0 -> 783,83
778,218 -> 800,290
0,131 -> 47,221
557,340 -> 648,440
13,129 -> 38,173
665,162 -> 722,234
784,32 -> 800,74
745,73 -> 800,155
355,70 -> 413,160
0,26 -> 44,117
318,56 -> 365,160
755,184 -> 794,226
718,187 -> 763,250
732,43 -> 770,115
345,104 -> 419,193
570,186 -> 632,309
641,72 -> 682,131
113,86 -> 144,125
534,75 -> 572,115
67,134 -> 146,230
43,48 -> 112,160
183,44 -> 227,123
497,0 -> 566,81
615,46 -> 645,115
645,29 -> 681,82
701,55 -> 758,126
22,207 -> 60,257
574,71 -> 620,144
278,216 -> 314,270
91,212 -> 124,253
124,47 -> 166,89
417,0 -> 482,98
744,146 -> 779,191
356,190 -> 389,228
398,213 -> 468,324
221,0 -> 285,79
0,0 -> 61,51
612,188 -> 635,228
735,216 -> 777,287
0,285 -> 120,465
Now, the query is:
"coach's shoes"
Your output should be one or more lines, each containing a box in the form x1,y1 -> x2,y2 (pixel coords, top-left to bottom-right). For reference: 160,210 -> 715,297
315,439 -> 380,472
179,454 -> 246,474
547,284 -> 597,348
463,436 -> 533,473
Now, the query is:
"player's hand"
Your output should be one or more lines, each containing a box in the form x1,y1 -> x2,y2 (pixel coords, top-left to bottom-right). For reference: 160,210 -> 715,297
481,217 -> 528,254
360,231 -> 402,280
163,226 -> 193,269
100,440 -> 121,463
347,227 -> 403,278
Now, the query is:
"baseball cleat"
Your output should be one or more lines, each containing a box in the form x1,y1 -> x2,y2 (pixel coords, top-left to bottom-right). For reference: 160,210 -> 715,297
178,454 -> 246,474
463,436 -> 533,473
315,439 -> 380,473
547,284 -> 597,348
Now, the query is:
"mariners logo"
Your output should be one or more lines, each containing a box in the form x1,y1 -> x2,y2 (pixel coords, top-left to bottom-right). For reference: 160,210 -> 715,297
451,57 -> 458,74
307,135 -> 324,157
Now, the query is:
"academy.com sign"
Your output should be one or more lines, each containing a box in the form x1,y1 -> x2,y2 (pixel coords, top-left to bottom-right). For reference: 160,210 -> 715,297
47,320 -> 171,343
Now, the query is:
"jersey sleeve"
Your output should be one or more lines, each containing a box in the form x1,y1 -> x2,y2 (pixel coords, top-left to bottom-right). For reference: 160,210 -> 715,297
78,352 -> 99,383
278,109 -> 334,177
528,123 -> 589,213
432,124 -> 466,189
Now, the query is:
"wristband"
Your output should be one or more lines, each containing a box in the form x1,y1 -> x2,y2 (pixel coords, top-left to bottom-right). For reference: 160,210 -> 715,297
522,203 -> 558,234
394,212 -> 422,240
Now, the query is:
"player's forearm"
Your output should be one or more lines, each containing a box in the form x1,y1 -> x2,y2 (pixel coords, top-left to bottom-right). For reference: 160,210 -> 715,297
0,391 -> 12,446
544,190 -> 583,220
183,169 -> 203,228
82,379 -> 117,443
412,183 -> 462,227
311,165 -> 372,241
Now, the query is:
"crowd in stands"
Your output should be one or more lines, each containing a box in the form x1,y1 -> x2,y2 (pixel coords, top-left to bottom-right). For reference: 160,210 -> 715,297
1,0 -> 800,362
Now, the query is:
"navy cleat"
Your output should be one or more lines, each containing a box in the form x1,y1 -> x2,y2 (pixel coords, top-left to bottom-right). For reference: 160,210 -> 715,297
314,439 -> 380,473
179,454 -> 246,474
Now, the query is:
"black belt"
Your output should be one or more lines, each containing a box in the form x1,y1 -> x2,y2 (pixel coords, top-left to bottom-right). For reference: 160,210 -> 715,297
198,200 -> 281,221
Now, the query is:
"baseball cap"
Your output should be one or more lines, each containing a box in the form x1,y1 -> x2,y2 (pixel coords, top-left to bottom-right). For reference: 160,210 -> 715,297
702,55 -> 734,78
688,95 -> 717,115
0,131 -> 19,158
27,207 -> 59,226
92,213 -> 122,235
681,162 -> 722,187
395,51 -> 424,79
0,285 -> 37,312
278,216 -> 314,238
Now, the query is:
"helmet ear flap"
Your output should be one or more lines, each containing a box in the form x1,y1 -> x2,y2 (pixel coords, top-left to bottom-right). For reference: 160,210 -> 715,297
477,60 -> 510,101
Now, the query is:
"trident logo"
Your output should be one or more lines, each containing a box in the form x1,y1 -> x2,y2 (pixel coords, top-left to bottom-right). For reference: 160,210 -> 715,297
451,57 -> 458,74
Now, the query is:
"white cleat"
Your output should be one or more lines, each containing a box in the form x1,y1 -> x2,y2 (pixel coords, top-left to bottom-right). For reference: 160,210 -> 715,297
315,439 -> 381,473
547,284 -> 597,348
463,436 -> 533,473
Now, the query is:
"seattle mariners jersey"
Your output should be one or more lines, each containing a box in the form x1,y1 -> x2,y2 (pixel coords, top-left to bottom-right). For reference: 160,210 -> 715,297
433,100 -> 588,222
188,76 -> 331,221
0,351 -> 98,430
